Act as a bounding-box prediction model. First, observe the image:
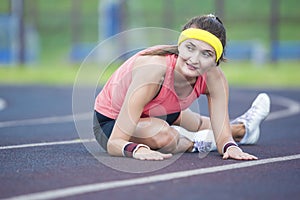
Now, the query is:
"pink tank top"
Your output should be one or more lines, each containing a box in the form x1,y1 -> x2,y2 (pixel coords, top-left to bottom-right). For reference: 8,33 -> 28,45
94,46 -> 207,119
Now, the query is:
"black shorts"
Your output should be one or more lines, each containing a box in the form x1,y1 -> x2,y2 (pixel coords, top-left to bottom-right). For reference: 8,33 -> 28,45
93,111 -> 180,150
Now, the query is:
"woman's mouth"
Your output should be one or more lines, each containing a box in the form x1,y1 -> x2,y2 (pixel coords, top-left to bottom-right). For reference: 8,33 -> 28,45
186,63 -> 198,71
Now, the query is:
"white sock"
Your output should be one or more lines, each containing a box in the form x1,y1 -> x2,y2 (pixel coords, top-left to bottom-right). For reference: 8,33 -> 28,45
171,125 -> 194,141
171,125 -> 217,152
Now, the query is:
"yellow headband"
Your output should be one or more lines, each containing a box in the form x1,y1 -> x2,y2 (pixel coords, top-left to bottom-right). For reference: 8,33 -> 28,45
178,28 -> 223,62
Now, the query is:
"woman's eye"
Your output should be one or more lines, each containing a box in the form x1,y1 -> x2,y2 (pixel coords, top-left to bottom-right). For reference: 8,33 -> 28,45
186,45 -> 194,51
202,51 -> 211,57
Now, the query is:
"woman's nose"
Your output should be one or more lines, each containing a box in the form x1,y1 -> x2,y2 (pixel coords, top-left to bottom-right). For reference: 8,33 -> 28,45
189,53 -> 200,64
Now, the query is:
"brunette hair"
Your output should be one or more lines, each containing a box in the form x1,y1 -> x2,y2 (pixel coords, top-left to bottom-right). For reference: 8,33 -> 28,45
142,14 -> 227,65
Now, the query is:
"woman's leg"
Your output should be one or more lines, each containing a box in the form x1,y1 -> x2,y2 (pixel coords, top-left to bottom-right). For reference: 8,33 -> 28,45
129,117 -> 194,154
173,108 -> 246,142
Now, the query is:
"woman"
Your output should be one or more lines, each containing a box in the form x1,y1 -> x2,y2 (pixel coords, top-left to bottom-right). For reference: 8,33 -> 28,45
93,14 -> 270,161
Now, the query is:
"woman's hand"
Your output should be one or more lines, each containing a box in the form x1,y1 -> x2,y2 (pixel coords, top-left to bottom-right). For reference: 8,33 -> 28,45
133,147 -> 172,161
222,146 -> 258,160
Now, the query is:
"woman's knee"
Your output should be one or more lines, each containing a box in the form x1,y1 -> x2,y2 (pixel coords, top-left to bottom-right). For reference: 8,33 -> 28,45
174,109 -> 203,132
152,124 -> 179,152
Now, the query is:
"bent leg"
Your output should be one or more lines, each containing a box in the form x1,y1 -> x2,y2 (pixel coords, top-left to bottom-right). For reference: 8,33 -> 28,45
172,109 -> 210,131
173,108 -> 246,142
130,117 -> 193,154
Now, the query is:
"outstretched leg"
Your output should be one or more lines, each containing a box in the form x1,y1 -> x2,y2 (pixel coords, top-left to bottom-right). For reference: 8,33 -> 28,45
173,93 -> 271,152
231,93 -> 271,144
172,109 -> 248,141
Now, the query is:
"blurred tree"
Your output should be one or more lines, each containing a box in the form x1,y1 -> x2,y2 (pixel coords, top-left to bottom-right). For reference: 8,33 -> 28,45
11,0 -> 25,64
270,0 -> 280,62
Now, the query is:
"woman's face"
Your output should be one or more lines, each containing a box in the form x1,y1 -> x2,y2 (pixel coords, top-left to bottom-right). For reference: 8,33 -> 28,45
177,39 -> 217,77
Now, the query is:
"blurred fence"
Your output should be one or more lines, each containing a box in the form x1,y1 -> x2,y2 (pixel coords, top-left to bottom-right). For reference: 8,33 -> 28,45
0,0 -> 299,65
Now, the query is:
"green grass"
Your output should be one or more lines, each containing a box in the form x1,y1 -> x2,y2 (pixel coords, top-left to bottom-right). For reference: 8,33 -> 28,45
222,61 -> 300,88
0,64 -> 79,86
0,0 -> 299,88
1,61 -> 299,88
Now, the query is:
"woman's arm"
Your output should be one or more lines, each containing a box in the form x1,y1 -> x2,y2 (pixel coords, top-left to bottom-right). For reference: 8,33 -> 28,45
205,67 -> 232,153
106,56 -> 172,160
206,67 -> 257,160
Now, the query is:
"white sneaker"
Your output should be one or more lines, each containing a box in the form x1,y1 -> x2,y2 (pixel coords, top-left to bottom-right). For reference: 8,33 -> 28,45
193,130 -> 216,152
231,93 -> 271,144
171,126 -> 216,152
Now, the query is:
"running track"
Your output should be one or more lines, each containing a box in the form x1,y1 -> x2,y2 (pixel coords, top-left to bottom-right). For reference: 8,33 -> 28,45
0,85 -> 300,200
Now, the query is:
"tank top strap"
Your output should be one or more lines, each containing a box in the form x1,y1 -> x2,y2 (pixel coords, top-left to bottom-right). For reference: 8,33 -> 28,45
166,54 -> 177,69
163,54 -> 177,86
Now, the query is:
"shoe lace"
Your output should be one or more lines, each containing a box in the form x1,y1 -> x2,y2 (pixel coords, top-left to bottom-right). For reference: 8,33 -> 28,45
239,105 -> 258,123
195,141 -> 212,153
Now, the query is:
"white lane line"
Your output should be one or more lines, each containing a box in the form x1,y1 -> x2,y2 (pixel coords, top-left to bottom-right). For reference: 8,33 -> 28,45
0,112 -> 91,128
0,98 -> 7,111
3,154 -> 300,200
266,95 -> 300,121
0,138 -> 95,150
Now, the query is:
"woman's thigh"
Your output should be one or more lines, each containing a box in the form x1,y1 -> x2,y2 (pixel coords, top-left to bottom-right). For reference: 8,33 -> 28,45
93,112 -> 116,150
130,117 -> 179,150
94,111 -> 180,150
173,108 -> 204,132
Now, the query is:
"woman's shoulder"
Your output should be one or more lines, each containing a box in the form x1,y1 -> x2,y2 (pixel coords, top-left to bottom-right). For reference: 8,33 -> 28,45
207,66 -> 226,80
130,54 -> 167,84
205,66 -> 228,94
135,54 -> 166,63
133,54 -> 167,72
